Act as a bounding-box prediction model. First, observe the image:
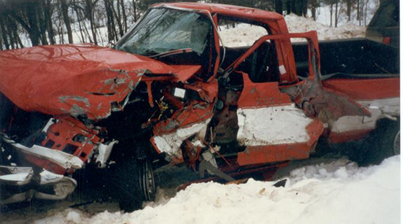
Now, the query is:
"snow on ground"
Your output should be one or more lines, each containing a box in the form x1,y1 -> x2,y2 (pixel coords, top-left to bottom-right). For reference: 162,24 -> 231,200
31,156 -> 400,224
219,14 -> 365,47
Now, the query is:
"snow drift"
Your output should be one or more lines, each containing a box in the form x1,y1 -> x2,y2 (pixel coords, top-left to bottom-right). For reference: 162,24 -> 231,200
33,156 -> 400,224
219,14 -> 366,47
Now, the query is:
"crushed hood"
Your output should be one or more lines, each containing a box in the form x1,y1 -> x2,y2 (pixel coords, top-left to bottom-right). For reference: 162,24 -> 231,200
0,44 -> 200,120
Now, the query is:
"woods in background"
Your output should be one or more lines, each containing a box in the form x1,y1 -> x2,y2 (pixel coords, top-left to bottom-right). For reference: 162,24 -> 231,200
0,0 -> 380,50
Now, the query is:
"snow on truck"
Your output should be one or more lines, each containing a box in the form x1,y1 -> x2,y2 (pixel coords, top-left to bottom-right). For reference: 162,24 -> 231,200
0,3 -> 399,211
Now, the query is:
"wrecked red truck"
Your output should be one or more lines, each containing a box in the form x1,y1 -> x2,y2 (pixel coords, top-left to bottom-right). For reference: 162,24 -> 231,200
0,3 -> 399,211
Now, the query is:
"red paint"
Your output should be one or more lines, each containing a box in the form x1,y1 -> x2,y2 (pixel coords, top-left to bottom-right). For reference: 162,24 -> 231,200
328,129 -> 373,143
0,45 -> 201,120
237,72 -> 292,108
153,3 -> 284,23
382,37 -> 391,45
21,116 -> 102,174
322,78 -> 400,100
41,116 -> 101,162
152,79 -> 218,137
237,119 -> 323,166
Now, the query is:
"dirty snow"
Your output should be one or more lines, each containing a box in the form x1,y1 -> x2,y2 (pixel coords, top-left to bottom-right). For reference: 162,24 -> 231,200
28,156 -> 400,224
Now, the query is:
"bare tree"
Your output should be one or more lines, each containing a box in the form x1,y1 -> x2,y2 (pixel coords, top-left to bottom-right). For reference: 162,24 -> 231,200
346,0 -> 352,21
44,0 -> 55,44
85,0 -> 99,45
357,0 -> 361,25
308,0 -> 319,20
72,0 -> 86,43
104,0 -> 118,42
121,0 -> 128,32
335,1 -> 338,27
111,0 -> 124,37
274,0 -> 283,14
61,0 -> 73,43
0,14 -> 11,50
132,0 -> 138,22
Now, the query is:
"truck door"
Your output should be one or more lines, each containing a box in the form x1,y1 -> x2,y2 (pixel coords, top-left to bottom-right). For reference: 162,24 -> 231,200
220,36 -> 324,166
235,71 -> 324,166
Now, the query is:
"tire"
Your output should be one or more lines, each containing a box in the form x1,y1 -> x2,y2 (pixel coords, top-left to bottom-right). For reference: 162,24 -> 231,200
112,159 -> 156,212
359,119 -> 400,165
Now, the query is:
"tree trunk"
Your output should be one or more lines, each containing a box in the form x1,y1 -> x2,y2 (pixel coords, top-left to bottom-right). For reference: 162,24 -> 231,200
61,0 -> 73,44
291,0 -> 297,14
335,2 -> 338,28
25,2 -> 41,46
347,0 -> 352,21
83,19 -> 93,43
117,0 -> 121,25
0,34 -> 3,51
275,0 -> 282,14
72,0 -> 85,43
38,1 -> 48,45
121,0 -> 127,32
14,28 -> 24,48
45,0 -> 55,44
111,0 -> 124,37
90,3 -> 98,45
0,16 -> 10,50
311,6 -> 316,21
302,0 -> 308,17
286,0 -> 291,14
10,19 -> 23,48
104,0 -> 115,42
363,0 -> 368,25
9,19 -> 23,48
357,0 -> 361,25
6,19 -> 16,49
330,3 -> 333,27
132,0 -> 138,22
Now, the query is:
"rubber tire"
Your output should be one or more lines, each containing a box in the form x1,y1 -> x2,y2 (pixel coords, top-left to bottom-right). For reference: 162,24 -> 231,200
112,159 -> 156,212
359,119 -> 400,165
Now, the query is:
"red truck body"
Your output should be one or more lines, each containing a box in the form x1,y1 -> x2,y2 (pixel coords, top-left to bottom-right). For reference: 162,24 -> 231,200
0,3 -> 399,210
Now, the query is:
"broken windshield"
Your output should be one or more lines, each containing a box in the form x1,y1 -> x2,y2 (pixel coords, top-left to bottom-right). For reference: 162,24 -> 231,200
116,7 -> 212,57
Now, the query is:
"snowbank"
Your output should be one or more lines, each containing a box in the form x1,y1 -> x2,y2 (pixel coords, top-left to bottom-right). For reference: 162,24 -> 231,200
33,156 -> 400,224
219,14 -> 365,47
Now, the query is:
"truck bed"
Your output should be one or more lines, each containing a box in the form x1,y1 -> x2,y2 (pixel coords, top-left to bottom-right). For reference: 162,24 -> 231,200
292,38 -> 399,78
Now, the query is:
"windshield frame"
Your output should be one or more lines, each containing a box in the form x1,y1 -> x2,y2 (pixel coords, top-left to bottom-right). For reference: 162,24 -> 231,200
115,6 -> 221,79
117,7 -> 211,56
116,5 -> 200,48
116,5 -> 220,78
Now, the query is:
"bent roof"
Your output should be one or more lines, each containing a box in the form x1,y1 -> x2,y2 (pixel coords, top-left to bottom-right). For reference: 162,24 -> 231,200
152,2 -> 284,22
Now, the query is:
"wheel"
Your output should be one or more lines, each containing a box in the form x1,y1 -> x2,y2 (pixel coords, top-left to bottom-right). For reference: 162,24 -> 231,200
392,130 -> 400,156
112,159 -> 156,212
139,159 -> 156,202
358,119 -> 400,165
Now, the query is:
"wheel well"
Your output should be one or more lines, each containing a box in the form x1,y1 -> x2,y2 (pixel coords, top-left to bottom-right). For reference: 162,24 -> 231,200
375,116 -> 400,131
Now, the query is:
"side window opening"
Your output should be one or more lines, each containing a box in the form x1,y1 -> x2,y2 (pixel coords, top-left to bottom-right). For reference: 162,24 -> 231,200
217,17 -> 279,83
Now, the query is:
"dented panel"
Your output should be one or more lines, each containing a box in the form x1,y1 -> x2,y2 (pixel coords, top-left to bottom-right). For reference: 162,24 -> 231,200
0,45 -> 202,120
237,105 -> 316,146
151,118 -> 211,158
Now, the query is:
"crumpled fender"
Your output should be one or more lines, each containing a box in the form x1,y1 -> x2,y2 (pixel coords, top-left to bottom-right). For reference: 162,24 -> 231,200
0,44 -> 201,120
